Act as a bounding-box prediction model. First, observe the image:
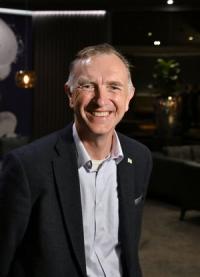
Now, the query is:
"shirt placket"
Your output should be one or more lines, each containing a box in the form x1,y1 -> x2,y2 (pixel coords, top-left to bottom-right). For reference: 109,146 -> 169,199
82,166 -> 104,277
94,162 -> 108,276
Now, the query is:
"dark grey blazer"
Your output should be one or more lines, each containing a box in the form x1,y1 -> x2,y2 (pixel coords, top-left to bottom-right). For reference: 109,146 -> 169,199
0,124 -> 152,277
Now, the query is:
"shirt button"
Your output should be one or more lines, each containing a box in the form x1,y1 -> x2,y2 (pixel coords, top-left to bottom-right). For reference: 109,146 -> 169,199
86,160 -> 92,169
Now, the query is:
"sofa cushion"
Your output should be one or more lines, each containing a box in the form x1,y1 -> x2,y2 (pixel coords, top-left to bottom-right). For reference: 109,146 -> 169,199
190,145 -> 200,162
163,145 -> 192,160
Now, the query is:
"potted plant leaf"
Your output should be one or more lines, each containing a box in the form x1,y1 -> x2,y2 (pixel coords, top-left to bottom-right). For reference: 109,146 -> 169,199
152,58 -> 182,138
153,58 -> 181,96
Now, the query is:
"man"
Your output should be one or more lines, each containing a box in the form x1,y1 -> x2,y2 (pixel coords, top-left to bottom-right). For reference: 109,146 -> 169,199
0,43 -> 152,277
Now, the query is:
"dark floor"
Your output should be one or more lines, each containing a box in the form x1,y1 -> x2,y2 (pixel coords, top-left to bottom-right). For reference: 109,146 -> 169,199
140,199 -> 200,277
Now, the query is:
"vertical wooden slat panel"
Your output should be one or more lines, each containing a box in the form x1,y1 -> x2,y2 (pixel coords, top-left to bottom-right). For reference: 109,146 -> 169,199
32,13 -> 110,138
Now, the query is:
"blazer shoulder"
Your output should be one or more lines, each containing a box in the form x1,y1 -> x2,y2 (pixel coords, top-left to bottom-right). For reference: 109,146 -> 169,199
117,132 -> 151,157
6,124 -> 73,162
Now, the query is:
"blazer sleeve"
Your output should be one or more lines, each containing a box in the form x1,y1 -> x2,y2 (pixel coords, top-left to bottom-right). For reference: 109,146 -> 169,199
0,152 -> 31,277
144,147 -> 153,192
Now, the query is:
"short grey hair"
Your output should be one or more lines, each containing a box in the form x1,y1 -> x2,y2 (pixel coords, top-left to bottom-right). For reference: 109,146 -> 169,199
66,43 -> 134,93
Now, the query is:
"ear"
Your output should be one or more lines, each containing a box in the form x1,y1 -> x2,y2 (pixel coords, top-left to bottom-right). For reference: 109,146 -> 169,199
64,84 -> 74,108
125,86 -> 135,111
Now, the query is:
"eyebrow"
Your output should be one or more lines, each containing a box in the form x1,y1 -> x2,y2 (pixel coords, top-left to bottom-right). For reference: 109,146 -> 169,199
77,77 -> 91,84
106,81 -> 124,87
77,77 -> 124,87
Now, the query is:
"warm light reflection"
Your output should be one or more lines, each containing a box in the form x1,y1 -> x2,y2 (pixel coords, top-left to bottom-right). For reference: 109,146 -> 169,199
23,74 -> 30,84
15,70 -> 36,89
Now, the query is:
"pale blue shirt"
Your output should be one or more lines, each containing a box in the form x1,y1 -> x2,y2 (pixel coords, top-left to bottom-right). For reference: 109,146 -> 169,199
73,124 -> 124,277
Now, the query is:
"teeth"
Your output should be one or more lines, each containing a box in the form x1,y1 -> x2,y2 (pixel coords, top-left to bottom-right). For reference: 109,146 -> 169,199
92,111 -> 109,117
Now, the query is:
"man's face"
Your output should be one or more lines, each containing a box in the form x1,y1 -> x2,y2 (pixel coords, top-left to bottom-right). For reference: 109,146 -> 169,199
67,53 -> 134,140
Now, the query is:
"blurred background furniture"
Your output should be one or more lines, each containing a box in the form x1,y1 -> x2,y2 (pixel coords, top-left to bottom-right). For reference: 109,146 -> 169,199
0,111 -> 17,138
0,136 -> 29,157
0,111 -> 29,158
148,145 -> 200,220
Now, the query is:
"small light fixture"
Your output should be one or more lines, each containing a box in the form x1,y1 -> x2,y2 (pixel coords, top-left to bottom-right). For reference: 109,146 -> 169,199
154,40 -> 161,46
188,36 -> 194,41
167,0 -> 174,5
148,32 -> 152,37
15,70 -> 36,89
15,0 -> 36,89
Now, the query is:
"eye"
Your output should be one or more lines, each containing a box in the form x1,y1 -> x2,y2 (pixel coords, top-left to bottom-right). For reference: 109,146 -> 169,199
83,84 -> 94,90
108,84 -> 122,92
77,83 -> 95,92
111,85 -> 120,90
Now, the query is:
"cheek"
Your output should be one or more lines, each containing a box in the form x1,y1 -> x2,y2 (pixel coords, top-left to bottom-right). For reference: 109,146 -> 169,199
113,95 -> 130,112
71,94 -> 91,110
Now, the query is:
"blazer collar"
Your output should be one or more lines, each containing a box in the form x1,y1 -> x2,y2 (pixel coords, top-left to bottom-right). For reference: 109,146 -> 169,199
53,124 -> 87,277
117,134 -> 139,276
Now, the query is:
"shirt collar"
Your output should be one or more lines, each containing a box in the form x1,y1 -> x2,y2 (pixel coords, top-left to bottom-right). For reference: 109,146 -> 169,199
72,123 -> 124,169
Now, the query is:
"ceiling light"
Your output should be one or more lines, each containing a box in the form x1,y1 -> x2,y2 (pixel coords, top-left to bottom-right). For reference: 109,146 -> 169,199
34,10 -> 106,16
0,8 -> 106,17
188,36 -> 194,41
0,8 -> 32,16
167,0 -> 174,5
154,41 -> 161,46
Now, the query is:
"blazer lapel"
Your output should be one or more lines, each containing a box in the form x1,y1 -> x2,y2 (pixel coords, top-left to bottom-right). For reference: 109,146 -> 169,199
117,149 -> 139,276
53,127 -> 87,277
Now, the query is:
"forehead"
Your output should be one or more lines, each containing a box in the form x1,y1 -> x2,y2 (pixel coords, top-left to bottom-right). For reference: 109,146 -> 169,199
73,53 -> 129,80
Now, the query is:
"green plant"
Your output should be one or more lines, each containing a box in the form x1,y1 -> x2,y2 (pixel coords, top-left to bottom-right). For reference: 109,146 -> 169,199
153,58 -> 181,96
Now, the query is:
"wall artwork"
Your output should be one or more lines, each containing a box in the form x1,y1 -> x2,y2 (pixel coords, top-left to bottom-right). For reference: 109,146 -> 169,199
0,13 -> 33,137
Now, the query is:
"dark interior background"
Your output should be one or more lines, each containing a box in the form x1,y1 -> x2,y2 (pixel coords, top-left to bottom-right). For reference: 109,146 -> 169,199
0,0 -> 200,140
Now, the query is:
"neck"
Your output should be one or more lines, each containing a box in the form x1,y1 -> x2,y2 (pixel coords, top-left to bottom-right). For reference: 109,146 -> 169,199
76,129 -> 113,160
82,136 -> 113,160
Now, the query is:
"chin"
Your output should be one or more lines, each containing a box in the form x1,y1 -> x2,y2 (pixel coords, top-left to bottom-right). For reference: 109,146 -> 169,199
87,125 -> 115,137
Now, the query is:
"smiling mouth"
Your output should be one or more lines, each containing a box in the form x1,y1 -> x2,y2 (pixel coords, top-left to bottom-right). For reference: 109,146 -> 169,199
91,111 -> 110,117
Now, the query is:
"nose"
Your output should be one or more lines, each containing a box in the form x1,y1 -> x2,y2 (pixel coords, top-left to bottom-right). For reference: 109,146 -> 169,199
94,85 -> 107,106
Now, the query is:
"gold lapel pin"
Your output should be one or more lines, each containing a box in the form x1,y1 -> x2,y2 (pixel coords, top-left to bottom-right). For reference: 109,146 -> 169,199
127,157 -> 133,164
